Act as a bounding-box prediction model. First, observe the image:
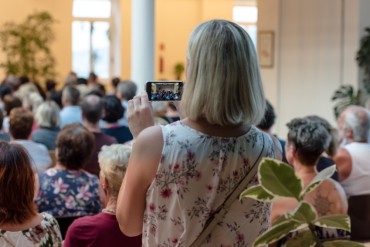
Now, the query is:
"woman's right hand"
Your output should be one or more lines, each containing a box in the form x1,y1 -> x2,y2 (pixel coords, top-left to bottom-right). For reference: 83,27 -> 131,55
127,91 -> 155,138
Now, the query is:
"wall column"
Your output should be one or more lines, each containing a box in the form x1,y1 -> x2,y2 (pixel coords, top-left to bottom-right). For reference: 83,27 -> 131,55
131,0 -> 155,93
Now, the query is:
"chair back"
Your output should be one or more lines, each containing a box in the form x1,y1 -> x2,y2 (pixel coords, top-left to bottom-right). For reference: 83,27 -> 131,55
348,194 -> 370,241
55,216 -> 82,239
48,150 -> 56,167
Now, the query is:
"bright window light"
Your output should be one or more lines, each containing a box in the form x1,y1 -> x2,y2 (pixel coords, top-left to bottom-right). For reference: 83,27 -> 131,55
233,6 -> 258,23
73,0 -> 111,18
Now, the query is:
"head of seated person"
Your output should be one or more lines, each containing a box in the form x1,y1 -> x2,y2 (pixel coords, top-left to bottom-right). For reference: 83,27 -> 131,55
35,100 -> 61,129
101,95 -> 124,124
56,123 -> 94,170
9,107 -> 33,140
0,141 -> 62,244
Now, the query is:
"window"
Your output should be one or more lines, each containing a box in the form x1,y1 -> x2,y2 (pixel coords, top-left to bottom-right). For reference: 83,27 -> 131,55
233,1 -> 258,46
72,0 -> 113,79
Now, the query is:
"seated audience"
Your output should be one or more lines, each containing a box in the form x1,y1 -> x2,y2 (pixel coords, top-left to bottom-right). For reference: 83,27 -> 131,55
64,145 -> 141,247
60,85 -> 83,128
257,100 -> 287,163
0,110 -> 10,141
115,80 -> 137,126
271,118 -> 348,245
32,101 -> 61,150
81,94 -> 117,176
0,141 -> 62,246
306,115 -> 339,181
101,95 -> 133,144
334,105 -> 370,196
2,94 -> 22,133
35,123 -> 102,217
9,107 -> 51,173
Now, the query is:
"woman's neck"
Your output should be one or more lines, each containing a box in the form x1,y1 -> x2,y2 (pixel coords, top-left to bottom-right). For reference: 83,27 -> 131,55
102,197 -> 117,215
293,161 -> 317,185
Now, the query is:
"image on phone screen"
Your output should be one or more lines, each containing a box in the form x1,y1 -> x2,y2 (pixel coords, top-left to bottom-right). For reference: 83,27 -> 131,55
146,81 -> 183,101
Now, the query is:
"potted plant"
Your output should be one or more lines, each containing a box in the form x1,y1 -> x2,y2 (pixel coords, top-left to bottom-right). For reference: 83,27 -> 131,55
0,11 -> 56,82
240,158 -> 363,247
332,27 -> 370,118
174,62 -> 185,80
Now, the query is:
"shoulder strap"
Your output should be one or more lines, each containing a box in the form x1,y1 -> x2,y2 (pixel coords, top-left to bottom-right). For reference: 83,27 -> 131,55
190,133 -> 269,247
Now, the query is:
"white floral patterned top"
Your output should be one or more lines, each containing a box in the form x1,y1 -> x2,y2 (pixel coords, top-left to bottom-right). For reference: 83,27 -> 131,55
0,212 -> 62,247
142,121 -> 278,247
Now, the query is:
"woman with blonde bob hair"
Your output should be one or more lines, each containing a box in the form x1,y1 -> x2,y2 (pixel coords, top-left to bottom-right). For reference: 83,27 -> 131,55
64,145 -> 141,247
117,19 -> 281,247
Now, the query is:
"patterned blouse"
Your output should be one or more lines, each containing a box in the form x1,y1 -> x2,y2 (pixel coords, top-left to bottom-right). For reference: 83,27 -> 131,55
142,122 -> 278,247
0,213 -> 62,247
35,168 -> 102,217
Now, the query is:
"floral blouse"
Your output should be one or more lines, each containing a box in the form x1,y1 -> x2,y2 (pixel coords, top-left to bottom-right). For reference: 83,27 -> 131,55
142,122 -> 278,247
0,212 -> 62,247
35,168 -> 102,217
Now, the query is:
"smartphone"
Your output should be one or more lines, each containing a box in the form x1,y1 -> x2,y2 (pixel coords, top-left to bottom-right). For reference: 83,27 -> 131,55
146,81 -> 184,101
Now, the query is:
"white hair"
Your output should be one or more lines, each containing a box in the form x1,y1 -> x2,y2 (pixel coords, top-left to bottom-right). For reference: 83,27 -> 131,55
35,101 -> 61,128
343,106 -> 370,142
98,144 -> 131,199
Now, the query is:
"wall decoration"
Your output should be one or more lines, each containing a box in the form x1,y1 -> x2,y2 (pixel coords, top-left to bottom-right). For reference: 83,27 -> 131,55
258,31 -> 274,68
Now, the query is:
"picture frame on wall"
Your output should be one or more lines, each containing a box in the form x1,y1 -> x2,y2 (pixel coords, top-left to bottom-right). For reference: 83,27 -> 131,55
258,31 -> 274,68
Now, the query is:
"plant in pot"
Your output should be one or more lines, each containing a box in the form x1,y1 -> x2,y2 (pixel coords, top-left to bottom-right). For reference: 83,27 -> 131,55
174,62 -> 185,80
240,158 -> 363,247
332,27 -> 370,118
0,11 -> 56,82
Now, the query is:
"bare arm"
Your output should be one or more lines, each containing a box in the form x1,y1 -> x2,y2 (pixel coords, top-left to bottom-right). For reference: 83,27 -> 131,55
116,91 -> 162,237
116,125 -> 163,236
333,147 -> 352,181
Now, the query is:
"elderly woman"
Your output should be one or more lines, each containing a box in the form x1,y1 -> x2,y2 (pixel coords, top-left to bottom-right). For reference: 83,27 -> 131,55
32,100 -> 61,150
0,141 -> 62,246
35,123 -> 101,217
271,118 -> 348,245
64,145 -> 141,246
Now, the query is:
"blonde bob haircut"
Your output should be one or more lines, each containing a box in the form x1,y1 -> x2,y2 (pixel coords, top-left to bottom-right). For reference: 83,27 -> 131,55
98,144 -> 131,199
181,19 -> 266,126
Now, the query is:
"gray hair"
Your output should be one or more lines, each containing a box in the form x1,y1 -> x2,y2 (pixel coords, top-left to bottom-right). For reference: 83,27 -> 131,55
181,19 -> 265,125
62,86 -> 80,105
98,145 -> 131,199
117,80 -> 137,101
343,106 -> 370,142
35,101 -> 61,128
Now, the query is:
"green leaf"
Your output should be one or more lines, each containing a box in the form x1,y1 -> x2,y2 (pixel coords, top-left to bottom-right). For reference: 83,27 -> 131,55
291,201 -> 317,224
240,185 -> 275,202
322,240 -> 364,247
259,158 -> 303,201
272,213 -> 291,227
301,165 -> 336,197
283,230 -> 316,247
253,219 -> 306,247
313,215 -> 350,231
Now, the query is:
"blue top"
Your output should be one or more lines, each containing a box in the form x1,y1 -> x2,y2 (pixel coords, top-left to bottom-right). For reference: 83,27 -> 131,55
101,126 -> 133,144
60,106 -> 83,128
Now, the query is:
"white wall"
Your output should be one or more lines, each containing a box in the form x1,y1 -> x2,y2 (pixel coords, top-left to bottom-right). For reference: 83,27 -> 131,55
258,0 -> 366,139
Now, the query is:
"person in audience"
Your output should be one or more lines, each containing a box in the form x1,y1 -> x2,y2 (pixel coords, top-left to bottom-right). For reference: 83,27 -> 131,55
306,115 -> 339,181
116,80 -> 137,126
2,94 -> 22,132
257,100 -> 287,163
108,77 -> 120,95
0,141 -> 62,246
64,145 -> 141,247
32,100 -> 61,150
9,107 -> 51,173
101,95 -> 133,144
0,110 -> 10,141
334,105 -> 370,196
163,102 -> 180,123
271,118 -> 348,246
0,83 -> 12,111
35,123 -> 101,217
81,94 -> 117,176
117,19 -> 281,246
60,85 -> 83,128
87,72 -> 106,95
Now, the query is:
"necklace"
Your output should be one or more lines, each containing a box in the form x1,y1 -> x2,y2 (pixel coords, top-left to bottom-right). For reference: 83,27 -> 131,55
102,208 -> 116,215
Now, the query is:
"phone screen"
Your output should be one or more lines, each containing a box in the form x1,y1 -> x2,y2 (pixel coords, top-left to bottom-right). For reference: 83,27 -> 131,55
146,81 -> 184,101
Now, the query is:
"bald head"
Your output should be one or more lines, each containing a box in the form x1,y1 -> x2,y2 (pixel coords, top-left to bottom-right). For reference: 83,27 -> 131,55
81,94 -> 103,124
338,105 -> 370,143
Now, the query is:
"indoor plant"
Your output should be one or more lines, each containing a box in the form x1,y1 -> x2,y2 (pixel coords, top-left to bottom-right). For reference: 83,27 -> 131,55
240,158 -> 363,247
0,11 -> 56,82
